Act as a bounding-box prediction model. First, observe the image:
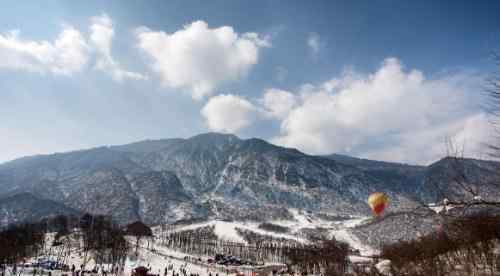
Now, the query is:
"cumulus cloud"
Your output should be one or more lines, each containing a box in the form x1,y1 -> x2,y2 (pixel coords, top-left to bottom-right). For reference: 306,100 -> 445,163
90,14 -> 147,82
201,94 -> 257,133
307,32 -> 321,56
269,58 -> 489,164
0,14 -> 148,82
0,26 -> 89,75
261,88 -> 297,119
135,21 -> 270,99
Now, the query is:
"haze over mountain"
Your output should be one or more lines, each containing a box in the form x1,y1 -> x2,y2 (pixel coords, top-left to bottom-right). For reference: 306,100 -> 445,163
1,133 -> 499,226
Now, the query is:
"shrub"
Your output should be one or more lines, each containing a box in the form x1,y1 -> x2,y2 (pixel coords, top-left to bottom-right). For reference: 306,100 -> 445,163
380,212 -> 500,275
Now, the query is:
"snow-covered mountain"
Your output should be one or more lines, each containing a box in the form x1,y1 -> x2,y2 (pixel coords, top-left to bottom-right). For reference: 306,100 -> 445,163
0,192 -> 80,226
0,133 -> 499,226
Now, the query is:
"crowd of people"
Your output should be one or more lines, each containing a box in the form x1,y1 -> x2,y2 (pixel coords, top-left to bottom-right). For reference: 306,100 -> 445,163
132,262 -> 214,276
69,263 -> 125,276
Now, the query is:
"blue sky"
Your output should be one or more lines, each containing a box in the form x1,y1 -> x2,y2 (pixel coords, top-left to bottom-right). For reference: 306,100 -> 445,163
1,0 -> 499,164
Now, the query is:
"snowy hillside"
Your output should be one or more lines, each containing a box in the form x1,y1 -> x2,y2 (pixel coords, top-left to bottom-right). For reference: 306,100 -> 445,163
0,133 -> 499,228
155,209 -> 376,256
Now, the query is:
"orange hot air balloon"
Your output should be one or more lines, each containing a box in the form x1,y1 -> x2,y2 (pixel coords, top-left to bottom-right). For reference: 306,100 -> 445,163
368,192 -> 389,216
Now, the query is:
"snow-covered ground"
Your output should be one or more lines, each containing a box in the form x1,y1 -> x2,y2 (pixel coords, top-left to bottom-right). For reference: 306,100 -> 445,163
125,246 -> 233,276
166,220 -> 248,244
7,209 -> 380,276
332,229 -> 378,257
165,219 -> 305,243
270,209 -> 376,256
12,236 -> 241,276
157,209 -> 375,257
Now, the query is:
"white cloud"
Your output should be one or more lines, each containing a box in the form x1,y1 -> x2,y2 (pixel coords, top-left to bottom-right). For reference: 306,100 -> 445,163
135,21 -> 270,99
307,32 -> 321,56
269,58 -> 489,164
90,14 -> 147,82
261,88 -> 297,119
0,26 -> 89,75
201,94 -> 257,133
0,14 -> 147,82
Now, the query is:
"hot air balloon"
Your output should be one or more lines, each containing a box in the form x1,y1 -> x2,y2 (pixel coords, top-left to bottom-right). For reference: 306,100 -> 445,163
368,192 -> 389,216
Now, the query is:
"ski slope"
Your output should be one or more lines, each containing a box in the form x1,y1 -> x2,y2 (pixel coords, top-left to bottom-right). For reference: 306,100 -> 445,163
158,209 -> 375,257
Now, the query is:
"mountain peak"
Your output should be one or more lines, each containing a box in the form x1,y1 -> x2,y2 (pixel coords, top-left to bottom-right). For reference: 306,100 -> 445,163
183,133 -> 241,150
188,132 -> 240,142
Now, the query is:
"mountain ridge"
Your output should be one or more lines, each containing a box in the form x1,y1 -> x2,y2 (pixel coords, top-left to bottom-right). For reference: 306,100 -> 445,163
1,133 -> 499,226
2,132 -> 472,167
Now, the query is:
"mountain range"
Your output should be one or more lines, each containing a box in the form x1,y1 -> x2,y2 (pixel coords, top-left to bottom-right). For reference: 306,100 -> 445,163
1,133 -> 499,226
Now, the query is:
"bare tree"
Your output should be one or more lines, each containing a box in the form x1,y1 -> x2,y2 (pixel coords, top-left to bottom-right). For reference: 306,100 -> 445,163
0,223 -> 45,267
125,221 -> 152,255
424,52 -> 500,210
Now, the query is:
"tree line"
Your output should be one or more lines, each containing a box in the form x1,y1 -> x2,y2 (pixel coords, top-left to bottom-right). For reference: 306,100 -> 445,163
0,214 -> 132,275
